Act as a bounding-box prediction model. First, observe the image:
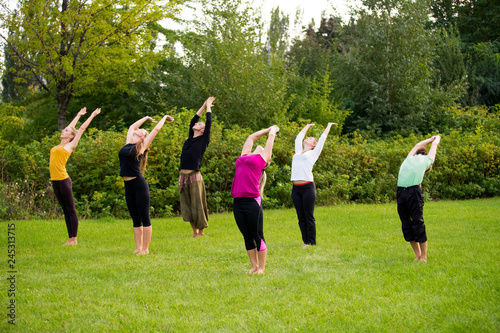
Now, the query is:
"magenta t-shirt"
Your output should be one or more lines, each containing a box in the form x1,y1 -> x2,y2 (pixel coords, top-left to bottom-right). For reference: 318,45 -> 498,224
231,154 -> 267,198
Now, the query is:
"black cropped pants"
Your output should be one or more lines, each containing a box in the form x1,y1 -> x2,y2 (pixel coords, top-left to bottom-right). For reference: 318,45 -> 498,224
397,185 -> 427,243
292,182 -> 317,245
233,197 -> 266,252
124,176 -> 151,228
52,177 -> 79,238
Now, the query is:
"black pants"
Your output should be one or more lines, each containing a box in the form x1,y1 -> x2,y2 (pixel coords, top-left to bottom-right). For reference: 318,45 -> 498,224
292,182 -> 317,245
124,176 -> 151,227
397,186 -> 427,242
52,178 -> 79,238
233,197 -> 266,251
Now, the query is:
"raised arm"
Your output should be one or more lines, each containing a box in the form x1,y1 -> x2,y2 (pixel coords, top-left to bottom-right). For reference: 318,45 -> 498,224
299,124 -> 314,136
205,97 -> 215,114
241,127 -> 272,156
141,115 -> 174,153
126,116 -> 156,144
407,136 -> 437,158
427,136 -> 441,161
64,108 -> 101,153
321,122 -> 338,137
196,96 -> 215,117
203,97 -> 215,141
68,107 -> 87,129
311,122 -> 338,158
261,125 -> 279,163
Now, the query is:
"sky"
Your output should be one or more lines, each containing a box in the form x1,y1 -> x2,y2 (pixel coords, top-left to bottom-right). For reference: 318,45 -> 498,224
258,0 -> 354,37
260,0 -> 352,23
165,0 -> 356,40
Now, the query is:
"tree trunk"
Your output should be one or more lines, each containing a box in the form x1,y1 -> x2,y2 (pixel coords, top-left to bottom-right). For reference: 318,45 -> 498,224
56,0 -> 71,130
57,94 -> 71,130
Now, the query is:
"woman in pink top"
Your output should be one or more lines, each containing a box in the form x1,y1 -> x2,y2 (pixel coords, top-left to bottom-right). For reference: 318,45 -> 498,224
231,125 -> 279,274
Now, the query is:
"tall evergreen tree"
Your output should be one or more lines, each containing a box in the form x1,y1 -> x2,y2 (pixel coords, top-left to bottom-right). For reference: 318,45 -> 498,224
336,0 -> 460,133
266,6 -> 290,60
430,0 -> 500,107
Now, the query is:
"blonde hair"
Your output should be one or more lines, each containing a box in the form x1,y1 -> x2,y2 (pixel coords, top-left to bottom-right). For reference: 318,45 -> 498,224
139,149 -> 149,173
135,129 -> 149,173
67,126 -> 77,141
259,170 -> 267,197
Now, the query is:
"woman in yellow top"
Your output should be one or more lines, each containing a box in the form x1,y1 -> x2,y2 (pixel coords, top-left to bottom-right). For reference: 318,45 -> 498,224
49,107 -> 101,245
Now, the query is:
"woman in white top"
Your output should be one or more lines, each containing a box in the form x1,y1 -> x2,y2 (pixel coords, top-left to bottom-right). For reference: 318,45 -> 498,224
291,123 -> 337,247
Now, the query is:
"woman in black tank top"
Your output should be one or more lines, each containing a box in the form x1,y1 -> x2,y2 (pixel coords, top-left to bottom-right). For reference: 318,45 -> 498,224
119,115 -> 174,254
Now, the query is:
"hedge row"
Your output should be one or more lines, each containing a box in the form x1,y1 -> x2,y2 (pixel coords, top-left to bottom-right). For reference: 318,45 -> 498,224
1,107 -> 499,220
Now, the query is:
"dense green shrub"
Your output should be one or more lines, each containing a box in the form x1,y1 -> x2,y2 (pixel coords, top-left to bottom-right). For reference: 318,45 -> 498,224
424,105 -> 500,135
1,107 -> 499,220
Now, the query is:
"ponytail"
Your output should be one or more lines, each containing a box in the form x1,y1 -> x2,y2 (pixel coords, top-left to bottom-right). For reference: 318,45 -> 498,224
134,141 -> 148,173
259,170 -> 267,197
140,149 -> 149,173
132,129 -> 149,173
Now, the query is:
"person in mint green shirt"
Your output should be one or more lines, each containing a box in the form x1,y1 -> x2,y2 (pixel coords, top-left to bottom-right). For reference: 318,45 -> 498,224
397,135 -> 441,262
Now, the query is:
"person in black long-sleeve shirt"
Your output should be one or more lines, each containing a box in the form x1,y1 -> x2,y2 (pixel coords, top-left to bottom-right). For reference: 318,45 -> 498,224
178,97 -> 215,237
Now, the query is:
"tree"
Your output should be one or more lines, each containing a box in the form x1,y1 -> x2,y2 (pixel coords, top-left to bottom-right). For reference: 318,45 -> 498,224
453,0 -> 500,45
430,0 -> 500,107
1,41 -> 22,102
336,0 -> 459,134
466,41 -> 500,106
169,0 -> 287,129
282,14 -> 349,126
287,15 -> 344,78
432,25 -> 468,103
0,0 -> 183,129
1,24 -> 43,103
266,6 -> 290,59
429,0 -> 461,29
0,104 -> 25,144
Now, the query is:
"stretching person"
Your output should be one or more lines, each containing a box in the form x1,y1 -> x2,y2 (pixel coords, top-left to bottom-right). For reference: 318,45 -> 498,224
50,107 -> 101,245
232,126 -> 279,274
178,97 -> 215,237
291,123 -> 337,247
397,135 -> 441,262
119,115 -> 174,254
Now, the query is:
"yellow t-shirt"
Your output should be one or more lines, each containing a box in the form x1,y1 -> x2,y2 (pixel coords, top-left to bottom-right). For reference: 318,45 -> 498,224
49,145 -> 71,181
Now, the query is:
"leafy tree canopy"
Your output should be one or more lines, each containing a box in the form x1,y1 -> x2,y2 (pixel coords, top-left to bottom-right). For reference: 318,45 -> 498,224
0,0 -> 184,129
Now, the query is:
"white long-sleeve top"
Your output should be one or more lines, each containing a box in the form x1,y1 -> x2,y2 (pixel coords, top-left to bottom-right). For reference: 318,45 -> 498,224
290,132 -> 328,182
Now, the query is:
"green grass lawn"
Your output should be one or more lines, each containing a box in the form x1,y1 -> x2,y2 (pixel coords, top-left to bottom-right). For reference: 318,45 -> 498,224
1,197 -> 499,332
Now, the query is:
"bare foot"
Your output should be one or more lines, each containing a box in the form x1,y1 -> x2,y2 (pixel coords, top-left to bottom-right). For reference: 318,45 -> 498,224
247,267 -> 259,274
63,239 -> 77,246
301,244 -> 310,248
257,268 -> 265,275
138,249 -> 149,255
191,232 -> 199,238
419,258 -> 427,262
133,249 -> 142,254
413,257 -> 420,262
